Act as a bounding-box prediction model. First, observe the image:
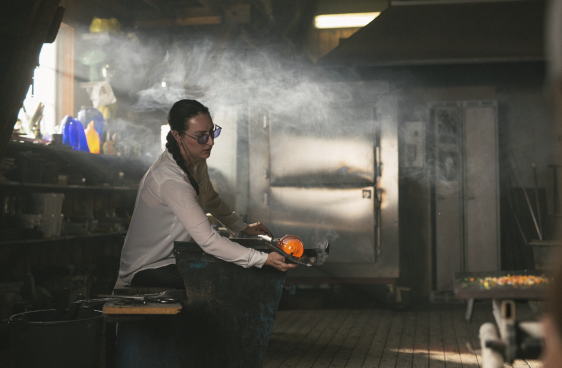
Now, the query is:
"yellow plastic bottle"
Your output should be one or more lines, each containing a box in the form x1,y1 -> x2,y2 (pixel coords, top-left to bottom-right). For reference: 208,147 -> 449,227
85,121 -> 100,154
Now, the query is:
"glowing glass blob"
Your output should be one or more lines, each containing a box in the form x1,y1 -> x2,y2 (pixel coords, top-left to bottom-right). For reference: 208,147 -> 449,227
278,235 -> 304,258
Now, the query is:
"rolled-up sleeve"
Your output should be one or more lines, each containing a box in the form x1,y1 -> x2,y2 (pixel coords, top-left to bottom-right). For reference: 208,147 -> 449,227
159,176 -> 267,268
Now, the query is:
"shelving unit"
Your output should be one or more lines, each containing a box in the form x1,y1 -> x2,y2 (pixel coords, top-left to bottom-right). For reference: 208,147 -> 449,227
0,180 -> 138,193
0,232 -> 125,247
0,141 -> 149,318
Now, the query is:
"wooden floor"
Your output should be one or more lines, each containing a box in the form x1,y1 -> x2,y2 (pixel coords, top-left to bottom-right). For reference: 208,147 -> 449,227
263,302 -> 543,368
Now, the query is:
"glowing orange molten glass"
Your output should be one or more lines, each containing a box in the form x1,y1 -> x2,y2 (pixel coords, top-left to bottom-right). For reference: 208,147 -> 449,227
278,235 -> 304,258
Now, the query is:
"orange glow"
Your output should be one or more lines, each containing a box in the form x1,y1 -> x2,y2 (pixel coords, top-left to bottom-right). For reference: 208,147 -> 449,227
278,235 -> 304,258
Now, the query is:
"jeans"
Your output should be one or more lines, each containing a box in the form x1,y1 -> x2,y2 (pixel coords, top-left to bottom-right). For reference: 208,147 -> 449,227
130,264 -> 185,289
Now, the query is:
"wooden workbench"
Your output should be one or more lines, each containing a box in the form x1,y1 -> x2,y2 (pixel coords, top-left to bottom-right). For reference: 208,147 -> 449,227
103,301 -> 182,315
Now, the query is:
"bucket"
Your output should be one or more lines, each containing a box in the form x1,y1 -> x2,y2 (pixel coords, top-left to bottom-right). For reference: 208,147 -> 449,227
174,241 -> 286,367
9,308 -> 103,368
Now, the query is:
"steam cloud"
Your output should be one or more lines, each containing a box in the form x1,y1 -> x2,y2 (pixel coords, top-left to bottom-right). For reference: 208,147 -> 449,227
312,228 -> 339,266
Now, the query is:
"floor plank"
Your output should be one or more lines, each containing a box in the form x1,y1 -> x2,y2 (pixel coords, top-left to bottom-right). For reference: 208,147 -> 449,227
362,309 -> 395,367
264,310 -> 326,368
310,310 -> 361,368
449,306 -> 480,368
395,311 -> 416,368
345,309 -> 386,368
272,308 -> 292,330
440,308 -> 464,368
428,308 -> 445,368
329,310 -> 372,367
294,310 -> 349,368
378,310 -> 405,368
281,310 -> 341,368
264,310 -> 316,366
412,309 -> 430,368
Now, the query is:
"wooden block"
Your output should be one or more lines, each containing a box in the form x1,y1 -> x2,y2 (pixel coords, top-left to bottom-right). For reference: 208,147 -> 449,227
103,302 -> 182,315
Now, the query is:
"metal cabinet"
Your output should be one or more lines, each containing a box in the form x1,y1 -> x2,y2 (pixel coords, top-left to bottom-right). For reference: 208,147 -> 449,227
432,100 -> 500,291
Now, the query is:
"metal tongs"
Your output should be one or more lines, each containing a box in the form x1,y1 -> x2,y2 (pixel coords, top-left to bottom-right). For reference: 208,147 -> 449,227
95,289 -> 188,304
258,235 -> 329,267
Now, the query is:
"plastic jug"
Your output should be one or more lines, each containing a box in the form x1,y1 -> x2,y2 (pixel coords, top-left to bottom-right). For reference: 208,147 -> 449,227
85,121 -> 100,154
77,107 -> 104,138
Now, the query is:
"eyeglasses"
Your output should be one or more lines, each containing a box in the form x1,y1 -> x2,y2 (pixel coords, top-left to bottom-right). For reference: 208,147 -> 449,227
184,125 -> 222,145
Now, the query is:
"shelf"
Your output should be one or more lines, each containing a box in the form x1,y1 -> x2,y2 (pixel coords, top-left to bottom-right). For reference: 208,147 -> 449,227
0,232 -> 125,246
0,180 -> 139,192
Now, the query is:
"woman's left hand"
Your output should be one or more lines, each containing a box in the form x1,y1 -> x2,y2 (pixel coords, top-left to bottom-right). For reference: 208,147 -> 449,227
242,222 -> 273,237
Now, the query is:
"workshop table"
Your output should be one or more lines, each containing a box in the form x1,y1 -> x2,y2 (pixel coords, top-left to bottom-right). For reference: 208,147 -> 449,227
454,270 -> 548,368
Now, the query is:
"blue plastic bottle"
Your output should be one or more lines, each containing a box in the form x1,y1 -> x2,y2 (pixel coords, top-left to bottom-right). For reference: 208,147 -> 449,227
77,120 -> 90,152
60,115 -> 72,146
69,118 -> 90,152
68,118 -> 79,150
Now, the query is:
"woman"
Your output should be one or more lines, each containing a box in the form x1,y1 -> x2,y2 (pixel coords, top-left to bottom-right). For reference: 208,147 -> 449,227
119,99 -> 296,288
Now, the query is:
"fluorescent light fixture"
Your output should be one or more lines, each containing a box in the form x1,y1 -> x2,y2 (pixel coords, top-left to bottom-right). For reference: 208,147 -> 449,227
314,12 -> 380,29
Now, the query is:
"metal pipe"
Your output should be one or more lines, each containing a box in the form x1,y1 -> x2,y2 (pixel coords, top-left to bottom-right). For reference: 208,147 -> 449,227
532,164 -> 543,237
548,164 -> 559,214
509,152 -> 542,240
507,187 -> 528,246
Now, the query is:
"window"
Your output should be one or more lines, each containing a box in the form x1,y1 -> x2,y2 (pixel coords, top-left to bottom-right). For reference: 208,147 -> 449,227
16,23 -> 74,140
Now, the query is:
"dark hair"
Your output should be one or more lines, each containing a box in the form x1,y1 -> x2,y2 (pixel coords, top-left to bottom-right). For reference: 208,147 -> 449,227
165,99 -> 210,195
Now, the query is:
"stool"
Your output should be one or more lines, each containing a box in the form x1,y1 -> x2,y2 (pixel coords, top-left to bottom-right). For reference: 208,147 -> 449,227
103,280 -> 185,368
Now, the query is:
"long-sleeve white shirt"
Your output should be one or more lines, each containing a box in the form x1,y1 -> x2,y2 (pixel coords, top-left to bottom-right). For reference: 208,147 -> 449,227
119,150 -> 268,283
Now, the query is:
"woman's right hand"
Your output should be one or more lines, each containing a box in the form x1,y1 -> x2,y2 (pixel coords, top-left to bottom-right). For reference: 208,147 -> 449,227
265,252 -> 297,272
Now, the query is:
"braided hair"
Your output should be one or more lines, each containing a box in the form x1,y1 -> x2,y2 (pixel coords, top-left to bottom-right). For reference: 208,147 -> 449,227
165,99 -> 210,195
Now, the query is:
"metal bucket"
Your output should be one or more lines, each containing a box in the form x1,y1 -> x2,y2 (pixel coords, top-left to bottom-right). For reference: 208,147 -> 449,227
174,240 -> 285,367
9,308 -> 103,368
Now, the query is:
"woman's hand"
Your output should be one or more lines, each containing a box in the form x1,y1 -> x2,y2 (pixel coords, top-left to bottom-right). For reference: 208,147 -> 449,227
265,252 -> 297,272
242,222 -> 273,237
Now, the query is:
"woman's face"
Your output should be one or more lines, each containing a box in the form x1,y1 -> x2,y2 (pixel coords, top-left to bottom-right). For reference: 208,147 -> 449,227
173,113 -> 215,163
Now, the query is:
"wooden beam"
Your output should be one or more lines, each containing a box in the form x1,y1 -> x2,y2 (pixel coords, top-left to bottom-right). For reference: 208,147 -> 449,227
59,23 -> 75,119
133,15 -> 222,27
133,4 -> 254,27
87,0 -> 130,19
141,0 -> 167,12
134,6 -> 217,20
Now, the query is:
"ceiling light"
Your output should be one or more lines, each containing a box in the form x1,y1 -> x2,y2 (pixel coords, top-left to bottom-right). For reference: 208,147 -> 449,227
314,12 -> 380,29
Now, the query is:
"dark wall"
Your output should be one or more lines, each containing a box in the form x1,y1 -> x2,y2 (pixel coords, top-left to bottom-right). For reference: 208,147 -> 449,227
0,1 -> 62,161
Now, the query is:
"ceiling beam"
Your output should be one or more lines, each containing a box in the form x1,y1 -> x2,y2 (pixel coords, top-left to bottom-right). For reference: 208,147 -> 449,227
133,15 -> 222,27
133,4 -> 254,27
87,0 -> 130,18
141,0 -> 167,12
